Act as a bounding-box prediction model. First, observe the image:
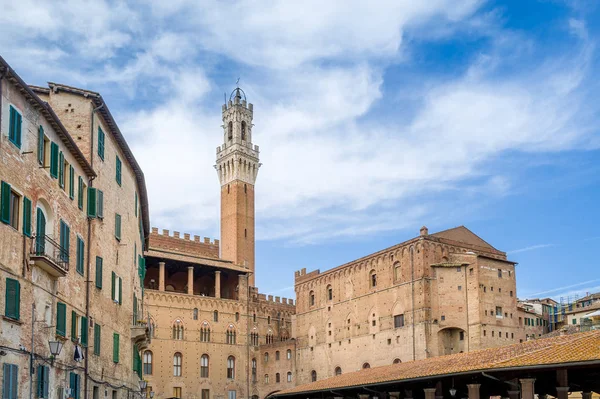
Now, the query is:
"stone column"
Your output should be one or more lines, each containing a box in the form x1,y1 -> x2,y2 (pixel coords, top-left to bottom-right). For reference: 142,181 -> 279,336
507,391 -> 520,399
159,262 -> 165,291
556,387 -> 569,399
215,270 -> 221,298
467,384 -> 481,399
424,388 -> 436,399
582,392 -> 593,399
187,266 -> 194,295
520,379 -> 536,399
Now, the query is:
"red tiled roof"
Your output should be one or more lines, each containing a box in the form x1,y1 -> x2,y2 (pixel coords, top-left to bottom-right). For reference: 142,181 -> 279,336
276,331 -> 600,397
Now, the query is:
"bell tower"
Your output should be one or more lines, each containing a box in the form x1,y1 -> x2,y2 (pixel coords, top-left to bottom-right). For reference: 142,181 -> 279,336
215,87 -> 260,286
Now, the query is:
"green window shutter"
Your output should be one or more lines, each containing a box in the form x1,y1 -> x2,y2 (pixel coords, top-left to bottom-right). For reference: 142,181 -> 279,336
59,220 -> 70,263
37,126 -> 44,165
22,197 -> 31,237
135,192 -> 138,217
1,181 -> 11,224
77,176 -> 83,210
50,142 -> 59,178
116,156 -> 122,185
98,127 -> 105,160
3,363 -> 18,399
94,324 -> 101,355
97,190 -> 104,218
87,187 -> 97,218
118,277 -> 122,305
8,106 -> 22,148
37,365 -> 49,398
56,302 -> 66,336
71,310 -> 77,340
81,316 -> 88,346
95,257 -> 103,289
133,294 -> 138,324
113,333 -> 120,363
5,278 -> 20,320
111,271 -> 116,301
69,166 -> 75,200
115,213 -> 121,240
58,152 -> 65,188
76,237 -> 84,275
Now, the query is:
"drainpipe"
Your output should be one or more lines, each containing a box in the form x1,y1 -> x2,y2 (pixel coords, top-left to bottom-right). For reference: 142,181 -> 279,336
83,101 -> 103,399
410,245 -> 416,361
0,68 -> 7,153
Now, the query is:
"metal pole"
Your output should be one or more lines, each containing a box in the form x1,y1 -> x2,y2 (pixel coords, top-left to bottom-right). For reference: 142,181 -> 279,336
29,302 -> 35,399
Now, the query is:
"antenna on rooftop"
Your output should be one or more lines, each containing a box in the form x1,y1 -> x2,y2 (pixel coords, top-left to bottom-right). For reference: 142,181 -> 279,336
236,77 -> 240,87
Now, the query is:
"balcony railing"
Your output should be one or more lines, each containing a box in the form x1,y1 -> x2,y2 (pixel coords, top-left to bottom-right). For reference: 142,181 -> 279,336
29,235 -> 69,277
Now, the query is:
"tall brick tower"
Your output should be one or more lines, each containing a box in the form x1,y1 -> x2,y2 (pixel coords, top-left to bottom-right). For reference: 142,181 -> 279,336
216,87 -> 260,286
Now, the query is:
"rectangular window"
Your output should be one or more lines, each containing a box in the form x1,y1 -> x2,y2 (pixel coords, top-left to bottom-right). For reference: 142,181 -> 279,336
111,272 -> 116,301
37,365 -> 50,398
78,176 -> 83,209
228,390 -> 236,399
202,389 -> 210,399
22,197 -> 31,237
76,236 -> 85,275
37,126 -> 45,165
116,156 -> 122,186
69,372 -> 80,399
69,166 -> 75,200
394,314 -> 405,328
496,306 -> 503,317
459,331 -> 465,341
56,302 -> 67,336
59,220 -> 70,263
97,190 -> 104,218
95,257 -> 103,289
71,311 -> 79,341
115,213 -> 121,240
498,269 -> 502,278
58,152 -> 65,189
173,388 -> 182,399
8,105 -> 22,148
5,278 -> 20,320
50,142 -> 59,178
458,285 -> 462,291
87,187 -> 97,218
94,324 -> 101,355
2,363 -> 18,399
97,127 -> 105,161
113,333 -> 120,363
8,189 -> 19,230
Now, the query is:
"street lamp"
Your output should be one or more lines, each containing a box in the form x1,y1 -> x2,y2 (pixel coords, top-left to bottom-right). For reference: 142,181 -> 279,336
139,380 -> 147,391
48,340 -> 63,365
150,393 -> 155,398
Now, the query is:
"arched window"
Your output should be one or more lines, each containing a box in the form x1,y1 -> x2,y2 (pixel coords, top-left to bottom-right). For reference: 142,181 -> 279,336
280,330 -> 290,341
393,358 -> 401,364
173,353 -> 182,376
267,316 -> 271,324
200,354 -> 209,378
276,373 -> 280,383
265,374 -> 269,384
213,310 -> 218,322
266,332 -> 274,344
235,312 -> 239,322
362,363 -> 370,369
287,371 -> 292,382
228,121 -> 233,140
264,352 -> 269,362
309,291 -> 315,306
393,261 -> 401,281
250,331 -> 259,346
193,308 -> 198,320
275,351 -> 280,360
226,324 -> 236,344
200,321 -> 211,342
241,121 -> 247,141
227,356 -> 235,379
172,320 -> 184,340
369,269 -> 377,288
326,285 -> 333,301
251,358 -> 257,382
253,313 -> 256,322
143,351 -> 152,375
334,367 -> 342,376
286,349 -> 291,359
311,370 -> 317,382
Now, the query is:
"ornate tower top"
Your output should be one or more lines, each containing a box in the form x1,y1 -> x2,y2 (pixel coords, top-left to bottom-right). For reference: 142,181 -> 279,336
215,87 -> 261,186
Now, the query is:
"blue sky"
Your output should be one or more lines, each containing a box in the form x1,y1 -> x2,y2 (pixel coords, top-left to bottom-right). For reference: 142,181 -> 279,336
2,0 -> 599,301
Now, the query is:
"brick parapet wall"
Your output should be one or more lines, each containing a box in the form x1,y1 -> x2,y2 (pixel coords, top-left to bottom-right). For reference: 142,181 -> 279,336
149,227 -> 219,259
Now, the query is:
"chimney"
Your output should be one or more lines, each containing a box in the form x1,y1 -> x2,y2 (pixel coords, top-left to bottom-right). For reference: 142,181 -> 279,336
420,226 -> 429,236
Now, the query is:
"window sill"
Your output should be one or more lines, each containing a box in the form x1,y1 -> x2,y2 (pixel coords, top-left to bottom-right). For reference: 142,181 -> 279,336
2,316 -> 22,325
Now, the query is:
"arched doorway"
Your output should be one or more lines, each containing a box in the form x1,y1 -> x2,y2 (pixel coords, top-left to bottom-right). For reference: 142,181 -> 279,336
438,327 -> 466,355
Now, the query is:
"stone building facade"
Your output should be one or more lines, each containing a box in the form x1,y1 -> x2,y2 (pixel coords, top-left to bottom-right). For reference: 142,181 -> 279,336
0,56 -> 149,399
293,226 -> 520,385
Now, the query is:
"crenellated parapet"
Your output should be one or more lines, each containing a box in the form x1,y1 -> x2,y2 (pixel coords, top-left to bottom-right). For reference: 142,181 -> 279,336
149,227 -> 220,259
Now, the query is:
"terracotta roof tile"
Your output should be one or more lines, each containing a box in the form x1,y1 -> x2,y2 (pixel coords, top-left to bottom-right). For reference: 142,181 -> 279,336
276,331 -> 600,397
